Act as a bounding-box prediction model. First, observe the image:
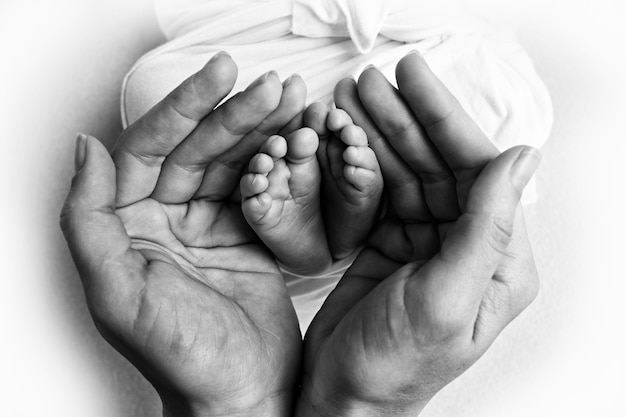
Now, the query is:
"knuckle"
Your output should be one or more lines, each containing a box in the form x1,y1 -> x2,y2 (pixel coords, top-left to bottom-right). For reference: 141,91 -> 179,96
486,216 -> 514,255
410,299 -> 469,347
427,312 -> 468,343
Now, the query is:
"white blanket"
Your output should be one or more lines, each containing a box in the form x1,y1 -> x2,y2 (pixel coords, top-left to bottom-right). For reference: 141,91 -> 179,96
121,0 -> 553,332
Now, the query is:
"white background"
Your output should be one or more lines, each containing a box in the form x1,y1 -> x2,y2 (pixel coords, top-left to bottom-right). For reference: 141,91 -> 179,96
1,0 -> 625,416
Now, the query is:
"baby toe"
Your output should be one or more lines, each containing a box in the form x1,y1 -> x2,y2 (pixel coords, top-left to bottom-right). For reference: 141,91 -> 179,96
340,124 -> 368,147
327,108 -> 354,132
343,165 -> 379,192
343,145 -> 379,171
259,135 -> 288,160
242,192 -> 273,223
285,127 -> 319,163
240,172 -> 270,198
249,152 -> 275,174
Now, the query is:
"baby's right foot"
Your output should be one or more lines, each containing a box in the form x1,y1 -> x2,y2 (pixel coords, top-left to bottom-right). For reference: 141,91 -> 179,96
306,104 -> 384,259
240,129 -> 332,275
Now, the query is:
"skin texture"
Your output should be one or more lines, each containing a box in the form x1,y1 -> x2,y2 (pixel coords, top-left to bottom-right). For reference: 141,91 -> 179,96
61,51 -> 541,417
240,108 -> 383,274
295,52 -> 541,416
240,129 -> 332,275
61,53 -> 305,417
306,105 -> 384,260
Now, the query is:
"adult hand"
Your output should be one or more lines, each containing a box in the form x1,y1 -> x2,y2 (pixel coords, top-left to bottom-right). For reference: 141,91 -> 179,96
61,53 -> 307,417
297,52 -> 541,416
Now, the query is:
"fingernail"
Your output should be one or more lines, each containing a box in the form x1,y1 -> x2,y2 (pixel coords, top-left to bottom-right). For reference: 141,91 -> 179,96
510,147 -> 541,191
363,64 -> 377,71
210,51 -> 230,62
246,70 -> 277,91
285,73 -> 302,87
75,133 -> 87,172
407,49 -> 423,58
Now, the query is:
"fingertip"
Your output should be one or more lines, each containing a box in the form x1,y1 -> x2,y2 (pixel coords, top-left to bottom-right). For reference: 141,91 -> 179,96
281,73 -> 307,107
246,70 -> 283,112
200,51 -> 238,89
303,102 -> 330,136
466,146 -> 541,216
74,133 -> 87,172
510,146 -> 541,192
333,77 -> 358,107
397,50 -> 427,74
284,73 -> 304,89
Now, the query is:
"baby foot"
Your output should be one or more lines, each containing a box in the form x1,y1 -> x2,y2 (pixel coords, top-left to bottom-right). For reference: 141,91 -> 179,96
240,129 -> 332,274
306,104 -> 383,259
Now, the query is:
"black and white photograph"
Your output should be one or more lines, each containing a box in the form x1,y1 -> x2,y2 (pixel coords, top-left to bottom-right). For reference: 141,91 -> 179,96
2,0 -> 624,416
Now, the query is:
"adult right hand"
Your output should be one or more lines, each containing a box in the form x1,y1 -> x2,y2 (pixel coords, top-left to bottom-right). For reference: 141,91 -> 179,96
61,53 -> 306,417
297,52 -> 541,416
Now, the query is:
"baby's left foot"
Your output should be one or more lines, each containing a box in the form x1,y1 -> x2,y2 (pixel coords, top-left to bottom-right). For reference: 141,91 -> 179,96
307,105 -> 384,259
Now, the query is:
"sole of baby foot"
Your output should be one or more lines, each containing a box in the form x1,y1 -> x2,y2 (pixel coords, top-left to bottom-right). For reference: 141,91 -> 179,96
318,109 -> 384,259
241,130 -> 332,275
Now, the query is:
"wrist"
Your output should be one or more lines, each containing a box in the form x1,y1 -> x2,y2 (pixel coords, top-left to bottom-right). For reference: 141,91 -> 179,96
162,389 -> 295,417
296,383 -> 427,417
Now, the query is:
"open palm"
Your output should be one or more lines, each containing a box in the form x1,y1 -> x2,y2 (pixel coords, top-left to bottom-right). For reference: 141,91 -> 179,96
298,54 -> 540,415
63,54 -> 307,416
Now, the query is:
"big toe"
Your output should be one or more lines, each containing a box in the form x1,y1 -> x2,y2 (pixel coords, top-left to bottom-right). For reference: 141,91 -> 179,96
285,128 -> 319,163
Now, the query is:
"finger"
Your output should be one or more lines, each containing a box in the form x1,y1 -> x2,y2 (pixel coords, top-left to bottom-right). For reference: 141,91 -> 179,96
472,210 -> 539,350
407,146 -> 541,330
396,52 -> 499,207
358,67 -> 459,220
334,77 -> 430,221
151,71 -> 283,203
61,134 -> 145,331
113,52 -> 238,207
195,74 -> 307,200
306,247 -> 403,341
304,102 -> 331,138
366,219 -> 440,263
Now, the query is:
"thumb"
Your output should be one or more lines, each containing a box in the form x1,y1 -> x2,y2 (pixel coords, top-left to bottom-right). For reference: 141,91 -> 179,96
60,134 -> 143,329
418,146 -> 541,311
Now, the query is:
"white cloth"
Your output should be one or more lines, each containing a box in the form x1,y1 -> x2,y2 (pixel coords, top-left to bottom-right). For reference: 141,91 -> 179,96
121,0 -> 553,333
